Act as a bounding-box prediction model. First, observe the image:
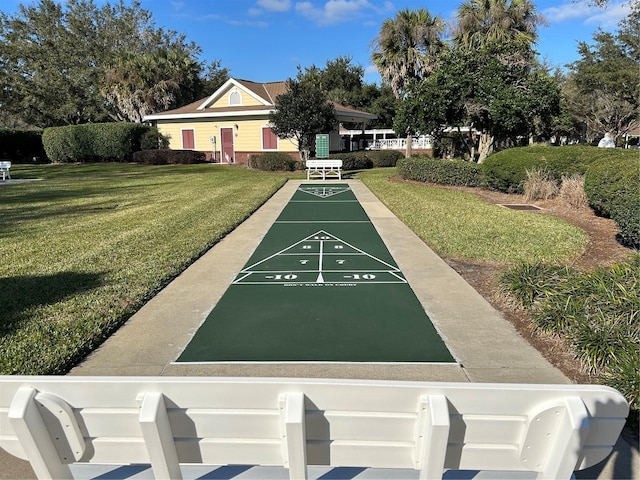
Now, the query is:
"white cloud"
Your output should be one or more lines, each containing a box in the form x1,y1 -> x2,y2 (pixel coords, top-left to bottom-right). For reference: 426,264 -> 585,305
170,1 -> 186,10
584,2 -> 631,27
296,0 -> 378,26
542,0 -> 630,27
257,0 -> 292,12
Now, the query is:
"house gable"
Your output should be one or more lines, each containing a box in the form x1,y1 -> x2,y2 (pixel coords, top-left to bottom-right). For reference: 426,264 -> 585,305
198,79 -> 274,111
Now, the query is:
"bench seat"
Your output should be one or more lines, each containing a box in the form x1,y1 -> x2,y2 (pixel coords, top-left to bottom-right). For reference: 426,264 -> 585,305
0,160 -> 11,181
0,376 -> 628,480
306,159 -> 342,180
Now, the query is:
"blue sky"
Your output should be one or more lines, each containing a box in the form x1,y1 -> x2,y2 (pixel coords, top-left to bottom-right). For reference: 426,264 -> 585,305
1,0 -> 632,85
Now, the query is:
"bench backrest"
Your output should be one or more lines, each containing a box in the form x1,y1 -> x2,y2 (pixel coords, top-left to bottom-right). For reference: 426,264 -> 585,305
306,159 -> 342,168
0,161 -> 11,169
0,376 -> 628,480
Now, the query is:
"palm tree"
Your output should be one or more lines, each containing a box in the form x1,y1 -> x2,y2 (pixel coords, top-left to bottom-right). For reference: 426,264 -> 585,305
371,8 -> 445,99
371,8 -> 444,156
453,0 -> 541,54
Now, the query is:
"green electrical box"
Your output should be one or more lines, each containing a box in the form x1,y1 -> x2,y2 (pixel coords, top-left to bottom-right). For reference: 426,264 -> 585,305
315,134 -> 329,158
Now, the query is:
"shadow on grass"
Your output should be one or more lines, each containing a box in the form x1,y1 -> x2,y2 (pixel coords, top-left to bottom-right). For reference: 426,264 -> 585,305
0,271 -> 104,335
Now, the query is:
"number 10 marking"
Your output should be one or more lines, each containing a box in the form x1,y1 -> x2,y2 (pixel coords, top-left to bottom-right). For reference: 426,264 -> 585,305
350,274 -> 376,280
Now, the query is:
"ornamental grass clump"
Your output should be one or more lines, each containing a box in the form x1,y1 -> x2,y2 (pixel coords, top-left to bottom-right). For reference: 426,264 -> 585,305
523,167 -> 558,202
500,256 -> 640,410
559,174 -> 589,208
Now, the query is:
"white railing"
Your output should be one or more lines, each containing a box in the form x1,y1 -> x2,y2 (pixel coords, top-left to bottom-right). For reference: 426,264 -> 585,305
370,135 -> 433,150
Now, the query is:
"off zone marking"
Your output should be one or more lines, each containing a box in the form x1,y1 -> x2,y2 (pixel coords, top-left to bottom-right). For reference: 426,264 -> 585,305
297,185 -> 351,198
233,229 -> 407,285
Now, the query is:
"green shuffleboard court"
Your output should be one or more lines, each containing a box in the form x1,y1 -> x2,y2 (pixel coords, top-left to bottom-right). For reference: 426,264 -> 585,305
177,184 -> 455,363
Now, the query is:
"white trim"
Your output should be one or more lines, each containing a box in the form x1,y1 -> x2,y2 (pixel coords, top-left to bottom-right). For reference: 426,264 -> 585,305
144,110 -> 274,121
197,78 -> 272,110
180,128 -> 195,150
261,126 -> 278,151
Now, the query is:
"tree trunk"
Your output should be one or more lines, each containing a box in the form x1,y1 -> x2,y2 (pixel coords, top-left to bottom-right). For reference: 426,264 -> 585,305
477,132 -> 495,163
405,133 -> 413,158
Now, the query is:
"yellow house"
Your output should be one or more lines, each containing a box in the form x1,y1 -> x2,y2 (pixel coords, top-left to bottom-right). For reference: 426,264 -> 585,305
143,78 -> 377,164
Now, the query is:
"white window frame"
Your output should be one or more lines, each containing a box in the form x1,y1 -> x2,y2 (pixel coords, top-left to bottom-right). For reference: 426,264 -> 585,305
228,90 -> 242,106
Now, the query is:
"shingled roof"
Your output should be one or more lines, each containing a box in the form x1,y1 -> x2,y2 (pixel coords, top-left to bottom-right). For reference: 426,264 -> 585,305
143,78 -> 376,122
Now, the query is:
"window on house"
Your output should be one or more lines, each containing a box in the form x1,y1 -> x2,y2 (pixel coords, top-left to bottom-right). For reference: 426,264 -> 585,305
182,129 -> 195,150
229,91 -> 241,106
262,127 -> 278,150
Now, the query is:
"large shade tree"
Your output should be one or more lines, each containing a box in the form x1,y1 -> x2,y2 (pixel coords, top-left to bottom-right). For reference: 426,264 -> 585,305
0,0 -> 218,127
269,75 -> 336,161
563,6 -> 639,141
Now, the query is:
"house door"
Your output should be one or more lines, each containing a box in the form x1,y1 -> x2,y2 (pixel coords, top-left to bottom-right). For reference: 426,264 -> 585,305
221,127 -> 234,163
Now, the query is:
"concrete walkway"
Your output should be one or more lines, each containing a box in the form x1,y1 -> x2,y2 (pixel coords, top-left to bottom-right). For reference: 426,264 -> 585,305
1,180 -> 636,479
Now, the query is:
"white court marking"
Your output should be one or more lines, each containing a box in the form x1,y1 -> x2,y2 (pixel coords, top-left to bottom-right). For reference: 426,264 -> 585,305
233,230 -> 407,285
297,185 -> 351,198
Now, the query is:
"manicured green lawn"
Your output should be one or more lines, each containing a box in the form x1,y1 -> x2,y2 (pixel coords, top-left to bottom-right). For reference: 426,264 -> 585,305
1,164 -> 289,374
1,164 -> 588,375
358,168 -> 588,264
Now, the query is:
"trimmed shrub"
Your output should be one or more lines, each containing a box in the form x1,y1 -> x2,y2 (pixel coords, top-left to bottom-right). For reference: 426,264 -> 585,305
481,146 -> 633,193
132,149 -> 207,165
367,150 -> 404,168
249,152 -> 299,171
328,151 -> 373,170
43,123 -> 155,163
397,156 -> 484,187
0,129 -> 48,163
585,156 -> 640,248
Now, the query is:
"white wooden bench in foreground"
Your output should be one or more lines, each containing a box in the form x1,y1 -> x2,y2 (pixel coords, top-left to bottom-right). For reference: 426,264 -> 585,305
306,159 -> 342,180
0,160 -> 11,181
0,377 -> 628,480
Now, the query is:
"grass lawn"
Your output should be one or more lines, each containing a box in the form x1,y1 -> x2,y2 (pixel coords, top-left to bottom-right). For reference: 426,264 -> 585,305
2,164 -> 589,375
358,168 -> 588,264
1,163 -> 290,374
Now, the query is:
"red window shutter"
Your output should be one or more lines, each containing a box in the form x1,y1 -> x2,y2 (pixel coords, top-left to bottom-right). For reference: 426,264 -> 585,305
182,129 -> 195,149
262,128 -> 277,150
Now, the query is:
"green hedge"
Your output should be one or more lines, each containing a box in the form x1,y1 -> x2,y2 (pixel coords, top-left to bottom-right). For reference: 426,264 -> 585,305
326,150 -> 404,170
0,129 -> 48,163
585,156 -> 640,248
397,156 -> 485,187
481,146 -> 632,193
249,152 -> 301,171
42,123 -> 157,163
132,149 -> 207,165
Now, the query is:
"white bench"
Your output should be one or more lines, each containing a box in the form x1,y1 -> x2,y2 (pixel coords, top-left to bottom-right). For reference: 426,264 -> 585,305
0,160 -> 11,181
306,159 -> 342,180
0,376 -> 628,480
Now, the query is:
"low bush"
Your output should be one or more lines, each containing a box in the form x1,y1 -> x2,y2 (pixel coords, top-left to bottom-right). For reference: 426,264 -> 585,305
0,129 -> 48,163
249,152 -> 299,171
500,256 -> 640,411
585,156 -> 640,248
328,151 -> 373,170
367,150 -> 404,168
133,149 -> 207,165
481,145 -> 632,193
397,156 -> 484,187
43,123 -> 156,163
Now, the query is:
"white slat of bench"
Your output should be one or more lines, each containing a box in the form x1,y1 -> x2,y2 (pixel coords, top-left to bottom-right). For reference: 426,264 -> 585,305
0,377 -> 628,480
0,160 -> 10,180
305,159 -> 342,180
